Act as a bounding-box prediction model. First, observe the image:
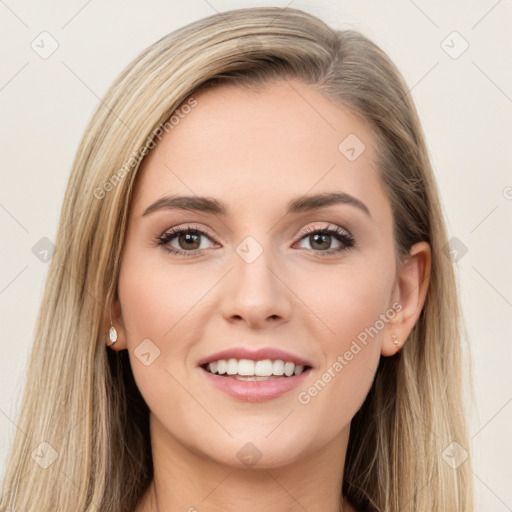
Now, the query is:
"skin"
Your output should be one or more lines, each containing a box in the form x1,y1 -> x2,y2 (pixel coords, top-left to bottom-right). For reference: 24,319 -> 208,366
110,78 -> 430,512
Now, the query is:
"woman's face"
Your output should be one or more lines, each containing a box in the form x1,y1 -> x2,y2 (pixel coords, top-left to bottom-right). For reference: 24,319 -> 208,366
113,78 -> 428,469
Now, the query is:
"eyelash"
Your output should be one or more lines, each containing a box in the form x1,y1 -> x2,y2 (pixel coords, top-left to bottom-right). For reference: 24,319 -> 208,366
156,224 -> 355,258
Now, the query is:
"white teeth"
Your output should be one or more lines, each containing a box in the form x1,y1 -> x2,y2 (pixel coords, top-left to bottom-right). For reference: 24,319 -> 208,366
217,360 -> 227,374
237,359 -> 255,376
226,358 -> 238,375
272,360 -> 284,375
204,358 -> 308,377
284,362 -> 295,377
255,359 -> 273,376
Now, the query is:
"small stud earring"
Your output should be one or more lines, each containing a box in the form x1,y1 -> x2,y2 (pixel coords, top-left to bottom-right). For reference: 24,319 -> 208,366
392,334 -> 400,346
108,326 -> 118,347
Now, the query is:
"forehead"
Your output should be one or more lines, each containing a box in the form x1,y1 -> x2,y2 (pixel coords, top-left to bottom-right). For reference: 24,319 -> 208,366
131,79 -> 386,219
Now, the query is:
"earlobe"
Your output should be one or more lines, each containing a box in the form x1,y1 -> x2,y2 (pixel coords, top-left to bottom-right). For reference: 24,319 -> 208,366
381,241 -> 431,357
106,297 -> 127,350
108,326 -> 118,347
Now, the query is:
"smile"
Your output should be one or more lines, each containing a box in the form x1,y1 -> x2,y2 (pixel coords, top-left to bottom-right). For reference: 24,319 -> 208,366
199,358 -> 312,402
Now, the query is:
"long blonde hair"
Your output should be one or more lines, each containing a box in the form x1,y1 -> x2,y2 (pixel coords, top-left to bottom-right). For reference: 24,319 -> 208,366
1,7 -> 473,511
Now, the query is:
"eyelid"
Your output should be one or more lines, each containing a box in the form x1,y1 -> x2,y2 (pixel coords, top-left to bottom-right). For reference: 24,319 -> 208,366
299,223 -> 351,237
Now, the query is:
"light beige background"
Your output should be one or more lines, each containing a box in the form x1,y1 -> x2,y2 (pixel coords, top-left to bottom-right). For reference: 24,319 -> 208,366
1,1 -> 511,510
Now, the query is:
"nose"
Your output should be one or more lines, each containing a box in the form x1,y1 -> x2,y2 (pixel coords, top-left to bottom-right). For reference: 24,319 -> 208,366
220,244 -> 292,329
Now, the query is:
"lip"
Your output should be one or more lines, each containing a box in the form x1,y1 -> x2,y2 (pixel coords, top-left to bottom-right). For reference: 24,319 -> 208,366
197,346 -> 313,368
199,365 -> 313,402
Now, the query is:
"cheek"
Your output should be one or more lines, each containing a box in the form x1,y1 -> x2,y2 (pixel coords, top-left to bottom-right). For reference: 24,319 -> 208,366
117,252 -> 199,396
293,256 -> 395,426
117,248 -> 230,411
118,249 -> 210,346
299,255 -> 395,349
118,266 -> 172,344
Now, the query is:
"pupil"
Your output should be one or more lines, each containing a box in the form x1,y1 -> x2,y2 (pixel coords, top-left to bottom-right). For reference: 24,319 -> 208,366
311,233 -> 330,250
180,233 -> 200,249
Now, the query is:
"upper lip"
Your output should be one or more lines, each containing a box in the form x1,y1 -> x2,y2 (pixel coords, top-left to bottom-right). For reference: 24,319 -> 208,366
197,346 -> 313,368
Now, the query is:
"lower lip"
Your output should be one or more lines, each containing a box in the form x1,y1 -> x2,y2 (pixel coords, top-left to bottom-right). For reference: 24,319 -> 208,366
199,367 -> 312,402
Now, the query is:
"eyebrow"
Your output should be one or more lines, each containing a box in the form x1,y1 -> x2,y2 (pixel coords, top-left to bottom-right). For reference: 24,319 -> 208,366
142,192 -> 371,218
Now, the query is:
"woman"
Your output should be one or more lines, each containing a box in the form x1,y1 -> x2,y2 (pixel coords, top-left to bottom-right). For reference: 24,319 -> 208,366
0,6 -> 474,511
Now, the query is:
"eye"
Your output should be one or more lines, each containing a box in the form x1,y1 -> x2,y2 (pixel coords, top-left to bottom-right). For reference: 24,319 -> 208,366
156,223 -> 355,258
294,225 -> 355,256
156,225 -> 216,256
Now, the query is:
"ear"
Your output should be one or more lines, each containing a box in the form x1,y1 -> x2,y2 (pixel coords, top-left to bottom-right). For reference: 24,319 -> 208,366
381,241 -> 431,356
107,295 -> 128,351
